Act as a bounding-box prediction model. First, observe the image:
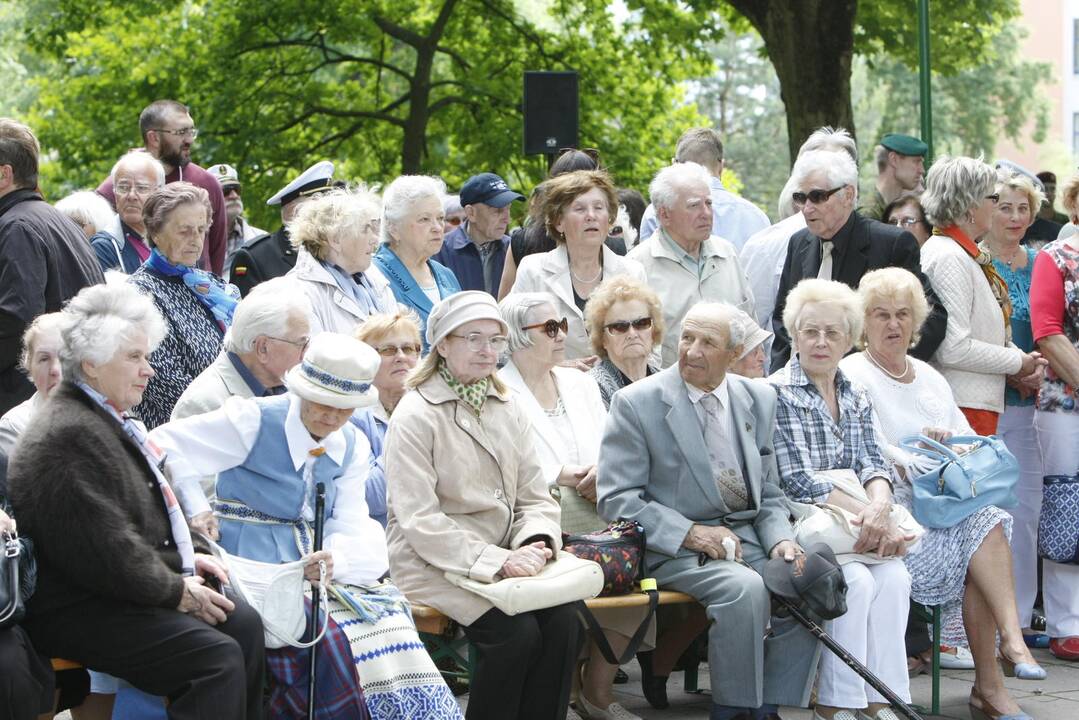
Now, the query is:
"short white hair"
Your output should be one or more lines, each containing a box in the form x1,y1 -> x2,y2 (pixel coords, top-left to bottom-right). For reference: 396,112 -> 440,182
499,292 -> 558,353
60,279 -> 166,382
781,278 -> 862,348
109,150 -> 166,187
682,302 -> 746,350
798,126 -> 858,165
791,150 -> 858,198
381,175 -> 446,245
224,277 -> 313,353
649,161 -> 712,212
54,191 -> 114,233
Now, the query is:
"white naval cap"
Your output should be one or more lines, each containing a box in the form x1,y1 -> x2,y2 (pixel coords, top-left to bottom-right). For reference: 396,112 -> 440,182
266,160 -> 336,206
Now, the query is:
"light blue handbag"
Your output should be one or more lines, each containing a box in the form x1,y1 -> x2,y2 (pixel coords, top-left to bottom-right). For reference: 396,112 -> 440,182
898,434 -> 1018,529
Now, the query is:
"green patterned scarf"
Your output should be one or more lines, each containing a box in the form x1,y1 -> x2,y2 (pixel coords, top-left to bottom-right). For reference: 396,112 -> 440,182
439,361 -> 489,415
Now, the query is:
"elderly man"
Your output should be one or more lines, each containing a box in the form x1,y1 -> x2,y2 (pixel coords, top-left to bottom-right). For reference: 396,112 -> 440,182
629,162 -> 754,367
599,303 -> 818,720
770,149 -> 947,371
435,172 -> 524,296
859,133 -> 927,221
207,164 -> 265,279
638,127 -> 769,251
0,118 -> 103,414
96,100 -> 228,274
90,151 -> 166,273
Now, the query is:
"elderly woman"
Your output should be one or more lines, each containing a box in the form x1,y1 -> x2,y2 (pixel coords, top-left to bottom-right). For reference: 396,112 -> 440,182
770,279 -> 912,720
90,152 -> 166,273
919,156 -> 1046,436
128,182 -> 240,428
583,275 -> 664,408
385,291 -> 582,720
841,267 -> 1044,720
151,333 -> 461,719
7,282 -> 265,719
1029,184 -> 1079,662
55,190 -> 114,241
0,313 -> 62,454
882,192 -> 932,247
980,172 -> 1050,649
728,308 -> 773,379
512,170 -> 647,363
288,186 -> 396,336
372,175 -> 461,350
352,308 -> 423,527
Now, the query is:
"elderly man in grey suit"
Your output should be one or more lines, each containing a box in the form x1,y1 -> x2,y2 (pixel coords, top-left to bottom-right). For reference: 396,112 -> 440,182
598,302 -> 819,720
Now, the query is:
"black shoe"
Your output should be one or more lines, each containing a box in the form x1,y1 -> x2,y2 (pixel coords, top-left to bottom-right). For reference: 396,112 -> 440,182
613,667 -> 629,684
637,650 -> 670,709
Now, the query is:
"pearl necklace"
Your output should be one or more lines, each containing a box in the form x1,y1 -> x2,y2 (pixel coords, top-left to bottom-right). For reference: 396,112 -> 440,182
866,349 -> 910,381
570,265 -> 603,283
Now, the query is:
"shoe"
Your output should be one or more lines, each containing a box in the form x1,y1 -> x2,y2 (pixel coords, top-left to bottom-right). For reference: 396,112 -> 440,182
636,650 -> 669,709
1022,632 -> 1050,649
968,687 -> 1032,720
1050,635 -> 1079,660
812,711 -> 859,720
999,652 -> 1047,680
567,708 -> 586,720
578,693 -> 643,720
613,667 -> 629,684
857,709 -> 901,720
906,655 -> 928,678
938,645 -> 975,669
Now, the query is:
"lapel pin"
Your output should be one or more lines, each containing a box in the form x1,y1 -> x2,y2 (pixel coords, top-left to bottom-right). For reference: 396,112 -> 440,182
745,422 -> 752,432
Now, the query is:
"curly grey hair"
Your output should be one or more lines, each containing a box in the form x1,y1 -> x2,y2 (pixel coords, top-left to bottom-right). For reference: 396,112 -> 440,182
499,292 -> 560,354
649,161 -> 712,212
921,155 -> 996,228
287,186 -> 381,260
381,175 -> 446,245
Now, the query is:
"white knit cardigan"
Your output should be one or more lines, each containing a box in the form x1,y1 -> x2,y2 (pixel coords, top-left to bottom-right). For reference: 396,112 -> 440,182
919,234 -> 1023,413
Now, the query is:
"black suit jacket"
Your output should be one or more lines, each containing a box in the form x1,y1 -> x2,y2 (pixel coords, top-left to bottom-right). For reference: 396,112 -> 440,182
228,227 -> 296,297
769,212 -> 947,371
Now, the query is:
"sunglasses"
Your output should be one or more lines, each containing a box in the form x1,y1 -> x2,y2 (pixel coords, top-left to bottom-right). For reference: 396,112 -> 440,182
222,185 -> 241,197
604,316 -> 653,335
522,317 -> 569,338
792,186 -> 845,205
558,147 -> 601,164
986,193 -> 1000,203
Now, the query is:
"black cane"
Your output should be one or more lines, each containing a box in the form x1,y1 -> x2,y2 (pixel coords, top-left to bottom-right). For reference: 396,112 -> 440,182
307,481 -> 327,720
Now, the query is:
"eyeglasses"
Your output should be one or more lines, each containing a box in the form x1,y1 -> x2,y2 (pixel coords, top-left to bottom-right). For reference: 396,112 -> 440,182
522,317 -> 569,339
792,186 -> 845,205
374,343 -> 421,358
154,127 -> 199,139
114,182 -> 156,196
796,326 -> 846,343
890,217 -> 922,228
267,335 -> 310,352
222,185 -> 241,197
604,316 -> 653,335
449,333 -> 509,353
985,193 -> 1000,203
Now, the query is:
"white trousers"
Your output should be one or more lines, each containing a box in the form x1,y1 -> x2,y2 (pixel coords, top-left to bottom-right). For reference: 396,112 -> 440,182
998,404 -> 1044,627
1034,409 -> 1079,637
817,559 -> 912,708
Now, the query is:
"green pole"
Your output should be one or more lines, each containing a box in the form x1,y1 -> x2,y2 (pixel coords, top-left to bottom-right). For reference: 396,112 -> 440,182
918,0 -> 934,161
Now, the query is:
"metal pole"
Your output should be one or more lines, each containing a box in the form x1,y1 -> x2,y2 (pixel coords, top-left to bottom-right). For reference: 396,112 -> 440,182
307,482 -> 326,720
918,0 -> 934,161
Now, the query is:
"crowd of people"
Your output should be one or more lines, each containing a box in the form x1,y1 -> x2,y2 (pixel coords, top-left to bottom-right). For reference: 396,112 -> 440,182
1,97 -> 1078,720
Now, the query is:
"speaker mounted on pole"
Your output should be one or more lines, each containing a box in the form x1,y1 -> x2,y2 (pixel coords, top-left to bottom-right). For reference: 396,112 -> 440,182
523,71 -> 579,158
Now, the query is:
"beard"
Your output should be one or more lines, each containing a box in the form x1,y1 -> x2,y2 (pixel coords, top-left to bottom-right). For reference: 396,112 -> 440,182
225,198 -> 244,223
159,145 -> 191,169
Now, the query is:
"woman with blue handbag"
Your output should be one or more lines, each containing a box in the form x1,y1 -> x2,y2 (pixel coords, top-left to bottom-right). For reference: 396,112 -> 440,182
841,268 -> 1044,720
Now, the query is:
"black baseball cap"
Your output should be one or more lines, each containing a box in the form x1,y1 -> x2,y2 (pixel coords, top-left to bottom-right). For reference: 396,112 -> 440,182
763,542 -> 848,620
459,172 -> 525,208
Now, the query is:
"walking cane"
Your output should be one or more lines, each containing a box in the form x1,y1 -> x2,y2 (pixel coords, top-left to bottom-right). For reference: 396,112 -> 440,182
307,481 -> 327,720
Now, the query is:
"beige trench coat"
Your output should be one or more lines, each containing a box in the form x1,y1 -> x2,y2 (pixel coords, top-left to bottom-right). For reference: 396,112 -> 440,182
384,372 -> 563,625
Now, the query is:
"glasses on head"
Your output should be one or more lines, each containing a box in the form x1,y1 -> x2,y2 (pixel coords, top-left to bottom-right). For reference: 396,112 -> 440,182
267,335 -> 310,352
154,127 -> 199,139
114,182 -> 156,197
222,185 -> 241,197
450,333 -> 509,353
558,147 -> 602,164
890,217 -> 921,228
374,343 -> 421,358
522,317 -> 569,339
796,326 -> 846,343
792,186 -> 845,205
985,193 -> 1000,203
605,316 -> 653,335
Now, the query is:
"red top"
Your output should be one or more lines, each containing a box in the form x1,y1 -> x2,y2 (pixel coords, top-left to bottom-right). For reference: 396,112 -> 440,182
1031,249 -> 1066,342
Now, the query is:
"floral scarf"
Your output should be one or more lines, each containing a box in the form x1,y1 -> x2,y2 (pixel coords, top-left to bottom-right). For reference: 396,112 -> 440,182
935,225 -> 1012,334
146,248 -> 240,331
439,361 -> 489,415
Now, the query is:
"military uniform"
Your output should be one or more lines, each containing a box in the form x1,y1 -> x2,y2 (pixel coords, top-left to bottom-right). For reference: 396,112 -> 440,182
229,228 -> 295,297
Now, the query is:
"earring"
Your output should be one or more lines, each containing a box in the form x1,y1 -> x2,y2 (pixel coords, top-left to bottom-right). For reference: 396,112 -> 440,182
966,214 -> 975,225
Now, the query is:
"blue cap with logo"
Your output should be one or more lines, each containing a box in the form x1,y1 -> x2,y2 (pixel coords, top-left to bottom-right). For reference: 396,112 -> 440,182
459,172 -> 525,209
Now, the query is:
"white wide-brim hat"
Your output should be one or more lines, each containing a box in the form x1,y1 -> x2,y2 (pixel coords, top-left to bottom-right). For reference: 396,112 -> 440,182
285,332 -> 381,409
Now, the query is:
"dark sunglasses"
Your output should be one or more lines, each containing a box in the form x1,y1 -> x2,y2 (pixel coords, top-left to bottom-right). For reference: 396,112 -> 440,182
522,317 -> 569,338
986,193 -> 1000,203
222,185 -> 241,196
605,316 -> 653,335
792,186 -> 845,205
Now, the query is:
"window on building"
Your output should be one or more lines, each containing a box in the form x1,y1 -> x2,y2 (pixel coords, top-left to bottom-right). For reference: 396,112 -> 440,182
1075,19 -> 1079,73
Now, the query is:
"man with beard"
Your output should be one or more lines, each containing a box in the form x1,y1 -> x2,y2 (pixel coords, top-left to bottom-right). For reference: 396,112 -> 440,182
859,133 -> 927,221
96,100 -> 228,275
207,164 -> 264,280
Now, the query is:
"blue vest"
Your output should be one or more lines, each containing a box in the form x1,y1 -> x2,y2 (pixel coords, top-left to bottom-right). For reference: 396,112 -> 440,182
216,396 -> 356,563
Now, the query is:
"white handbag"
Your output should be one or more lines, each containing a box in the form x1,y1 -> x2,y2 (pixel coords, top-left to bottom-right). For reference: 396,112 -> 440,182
445,551 -> 604,616
206,541 -> 330,649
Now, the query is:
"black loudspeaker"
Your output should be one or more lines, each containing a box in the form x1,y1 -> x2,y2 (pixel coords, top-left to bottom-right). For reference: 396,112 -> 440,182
523,71 -> 579,156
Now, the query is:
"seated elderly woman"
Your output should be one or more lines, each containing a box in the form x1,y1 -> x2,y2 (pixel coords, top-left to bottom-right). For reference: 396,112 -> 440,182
384,291 -> 582,720
8,282 -> 265,719
128,182 -> 241,428
840,267 -> 1044,720
352,308 -> 424,526
288,186 -> 397,336
583,274 -> 664,408
373,175 -> 462,351
150,332 -> 461,719
728,308 -> 773,380
499,291 -> 650,720
511,170 -> 646,363
770,278 -> 912,720
0,312 -> 63,454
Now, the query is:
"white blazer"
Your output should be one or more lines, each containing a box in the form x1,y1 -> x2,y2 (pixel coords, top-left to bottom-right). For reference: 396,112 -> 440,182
511,244 -> 647,360
498,361 -> 607,486
287,249 -> 396,336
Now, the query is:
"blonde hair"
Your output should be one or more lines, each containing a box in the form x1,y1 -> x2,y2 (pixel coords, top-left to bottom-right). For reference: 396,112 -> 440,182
583,275 -> 665,358
995,171 -> 1046,230
1060,173 -> 1079,222
405,350 -> 507,394
19,312 -> 65,374
354,307 -> 422,346
782,279 -> 862,350
856,268 -> 930,348
541,170 -> 618,243
288,186 -> 381,260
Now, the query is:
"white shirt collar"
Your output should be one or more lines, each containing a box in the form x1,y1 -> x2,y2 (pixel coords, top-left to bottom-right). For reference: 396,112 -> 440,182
284,393 -> 348,470
684,376 -> 730,410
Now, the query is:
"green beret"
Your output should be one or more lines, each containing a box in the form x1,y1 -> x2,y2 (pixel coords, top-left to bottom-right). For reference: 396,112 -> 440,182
880,133 -> 928,157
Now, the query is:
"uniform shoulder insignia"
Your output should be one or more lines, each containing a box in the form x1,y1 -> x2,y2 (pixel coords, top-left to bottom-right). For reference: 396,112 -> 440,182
234,266 -> 248,276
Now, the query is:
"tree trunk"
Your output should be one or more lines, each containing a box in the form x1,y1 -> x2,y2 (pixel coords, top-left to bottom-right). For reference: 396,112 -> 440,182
726,0 -> 857,164
401,46 -> 435,174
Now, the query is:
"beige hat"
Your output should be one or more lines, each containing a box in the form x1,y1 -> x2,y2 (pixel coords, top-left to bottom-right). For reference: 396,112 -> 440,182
426,291 -> 509,348
733,308 -> 773,360
285,333 -> 380,409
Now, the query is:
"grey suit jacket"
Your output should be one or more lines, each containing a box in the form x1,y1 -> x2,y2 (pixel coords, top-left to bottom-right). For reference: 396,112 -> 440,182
597,365 -> 793,559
